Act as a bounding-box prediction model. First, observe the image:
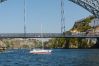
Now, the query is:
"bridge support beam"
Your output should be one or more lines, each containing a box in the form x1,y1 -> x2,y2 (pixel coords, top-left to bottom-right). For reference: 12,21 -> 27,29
63,39 -> 70,48
91,38 -> 99,48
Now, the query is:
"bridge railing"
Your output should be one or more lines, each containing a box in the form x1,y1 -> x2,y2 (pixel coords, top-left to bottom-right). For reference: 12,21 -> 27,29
0,33 -> 98,38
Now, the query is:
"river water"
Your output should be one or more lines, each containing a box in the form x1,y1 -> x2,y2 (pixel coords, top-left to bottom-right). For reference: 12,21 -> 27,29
0,49 -> 99,66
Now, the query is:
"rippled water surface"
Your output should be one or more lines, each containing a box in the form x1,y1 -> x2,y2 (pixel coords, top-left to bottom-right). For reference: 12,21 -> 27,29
0,49 -> 99,66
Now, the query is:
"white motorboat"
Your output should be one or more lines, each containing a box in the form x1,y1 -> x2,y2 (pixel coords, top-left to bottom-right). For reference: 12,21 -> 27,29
29,49 -> 52,54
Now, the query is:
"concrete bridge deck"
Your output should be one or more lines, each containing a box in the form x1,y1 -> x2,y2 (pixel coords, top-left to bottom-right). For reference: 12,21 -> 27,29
0,33 -> 98,38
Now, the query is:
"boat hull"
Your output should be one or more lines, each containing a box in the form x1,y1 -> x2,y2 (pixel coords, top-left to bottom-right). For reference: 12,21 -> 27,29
29,49 -> 52,54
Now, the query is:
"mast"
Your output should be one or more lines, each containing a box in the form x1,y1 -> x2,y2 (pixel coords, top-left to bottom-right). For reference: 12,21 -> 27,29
41,24 -> 44,49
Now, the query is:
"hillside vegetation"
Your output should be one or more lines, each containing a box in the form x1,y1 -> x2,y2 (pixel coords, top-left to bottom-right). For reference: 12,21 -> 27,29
45,16 -> 96,48
71,16 -> 95,32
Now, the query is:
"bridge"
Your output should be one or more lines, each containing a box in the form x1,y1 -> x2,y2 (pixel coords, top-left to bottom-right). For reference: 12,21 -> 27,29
0,0 -> 99,38
0,33 -> 98,38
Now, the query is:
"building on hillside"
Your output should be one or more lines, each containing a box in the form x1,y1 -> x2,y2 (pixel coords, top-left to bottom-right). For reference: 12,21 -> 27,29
89,18 -> 99,27
95,26 -> 99,32
85,25 -> 99,36
70,29 -> 80,36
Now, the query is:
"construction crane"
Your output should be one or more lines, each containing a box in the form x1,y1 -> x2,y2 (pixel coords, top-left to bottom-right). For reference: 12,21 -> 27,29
61,0 -> 65,34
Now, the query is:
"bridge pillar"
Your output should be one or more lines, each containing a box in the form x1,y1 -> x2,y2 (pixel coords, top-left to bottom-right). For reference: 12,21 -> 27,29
63,39 -> 70,48
91,38 -> 99,48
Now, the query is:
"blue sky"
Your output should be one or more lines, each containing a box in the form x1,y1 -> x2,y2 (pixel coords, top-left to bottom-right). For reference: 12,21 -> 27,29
0,0 -> 92,33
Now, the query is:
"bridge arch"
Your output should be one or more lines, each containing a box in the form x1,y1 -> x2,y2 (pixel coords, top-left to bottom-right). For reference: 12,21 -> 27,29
69,0 -> 99,18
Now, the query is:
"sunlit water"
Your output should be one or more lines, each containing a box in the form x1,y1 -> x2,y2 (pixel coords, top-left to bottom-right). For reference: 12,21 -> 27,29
0,49 -> 99,66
